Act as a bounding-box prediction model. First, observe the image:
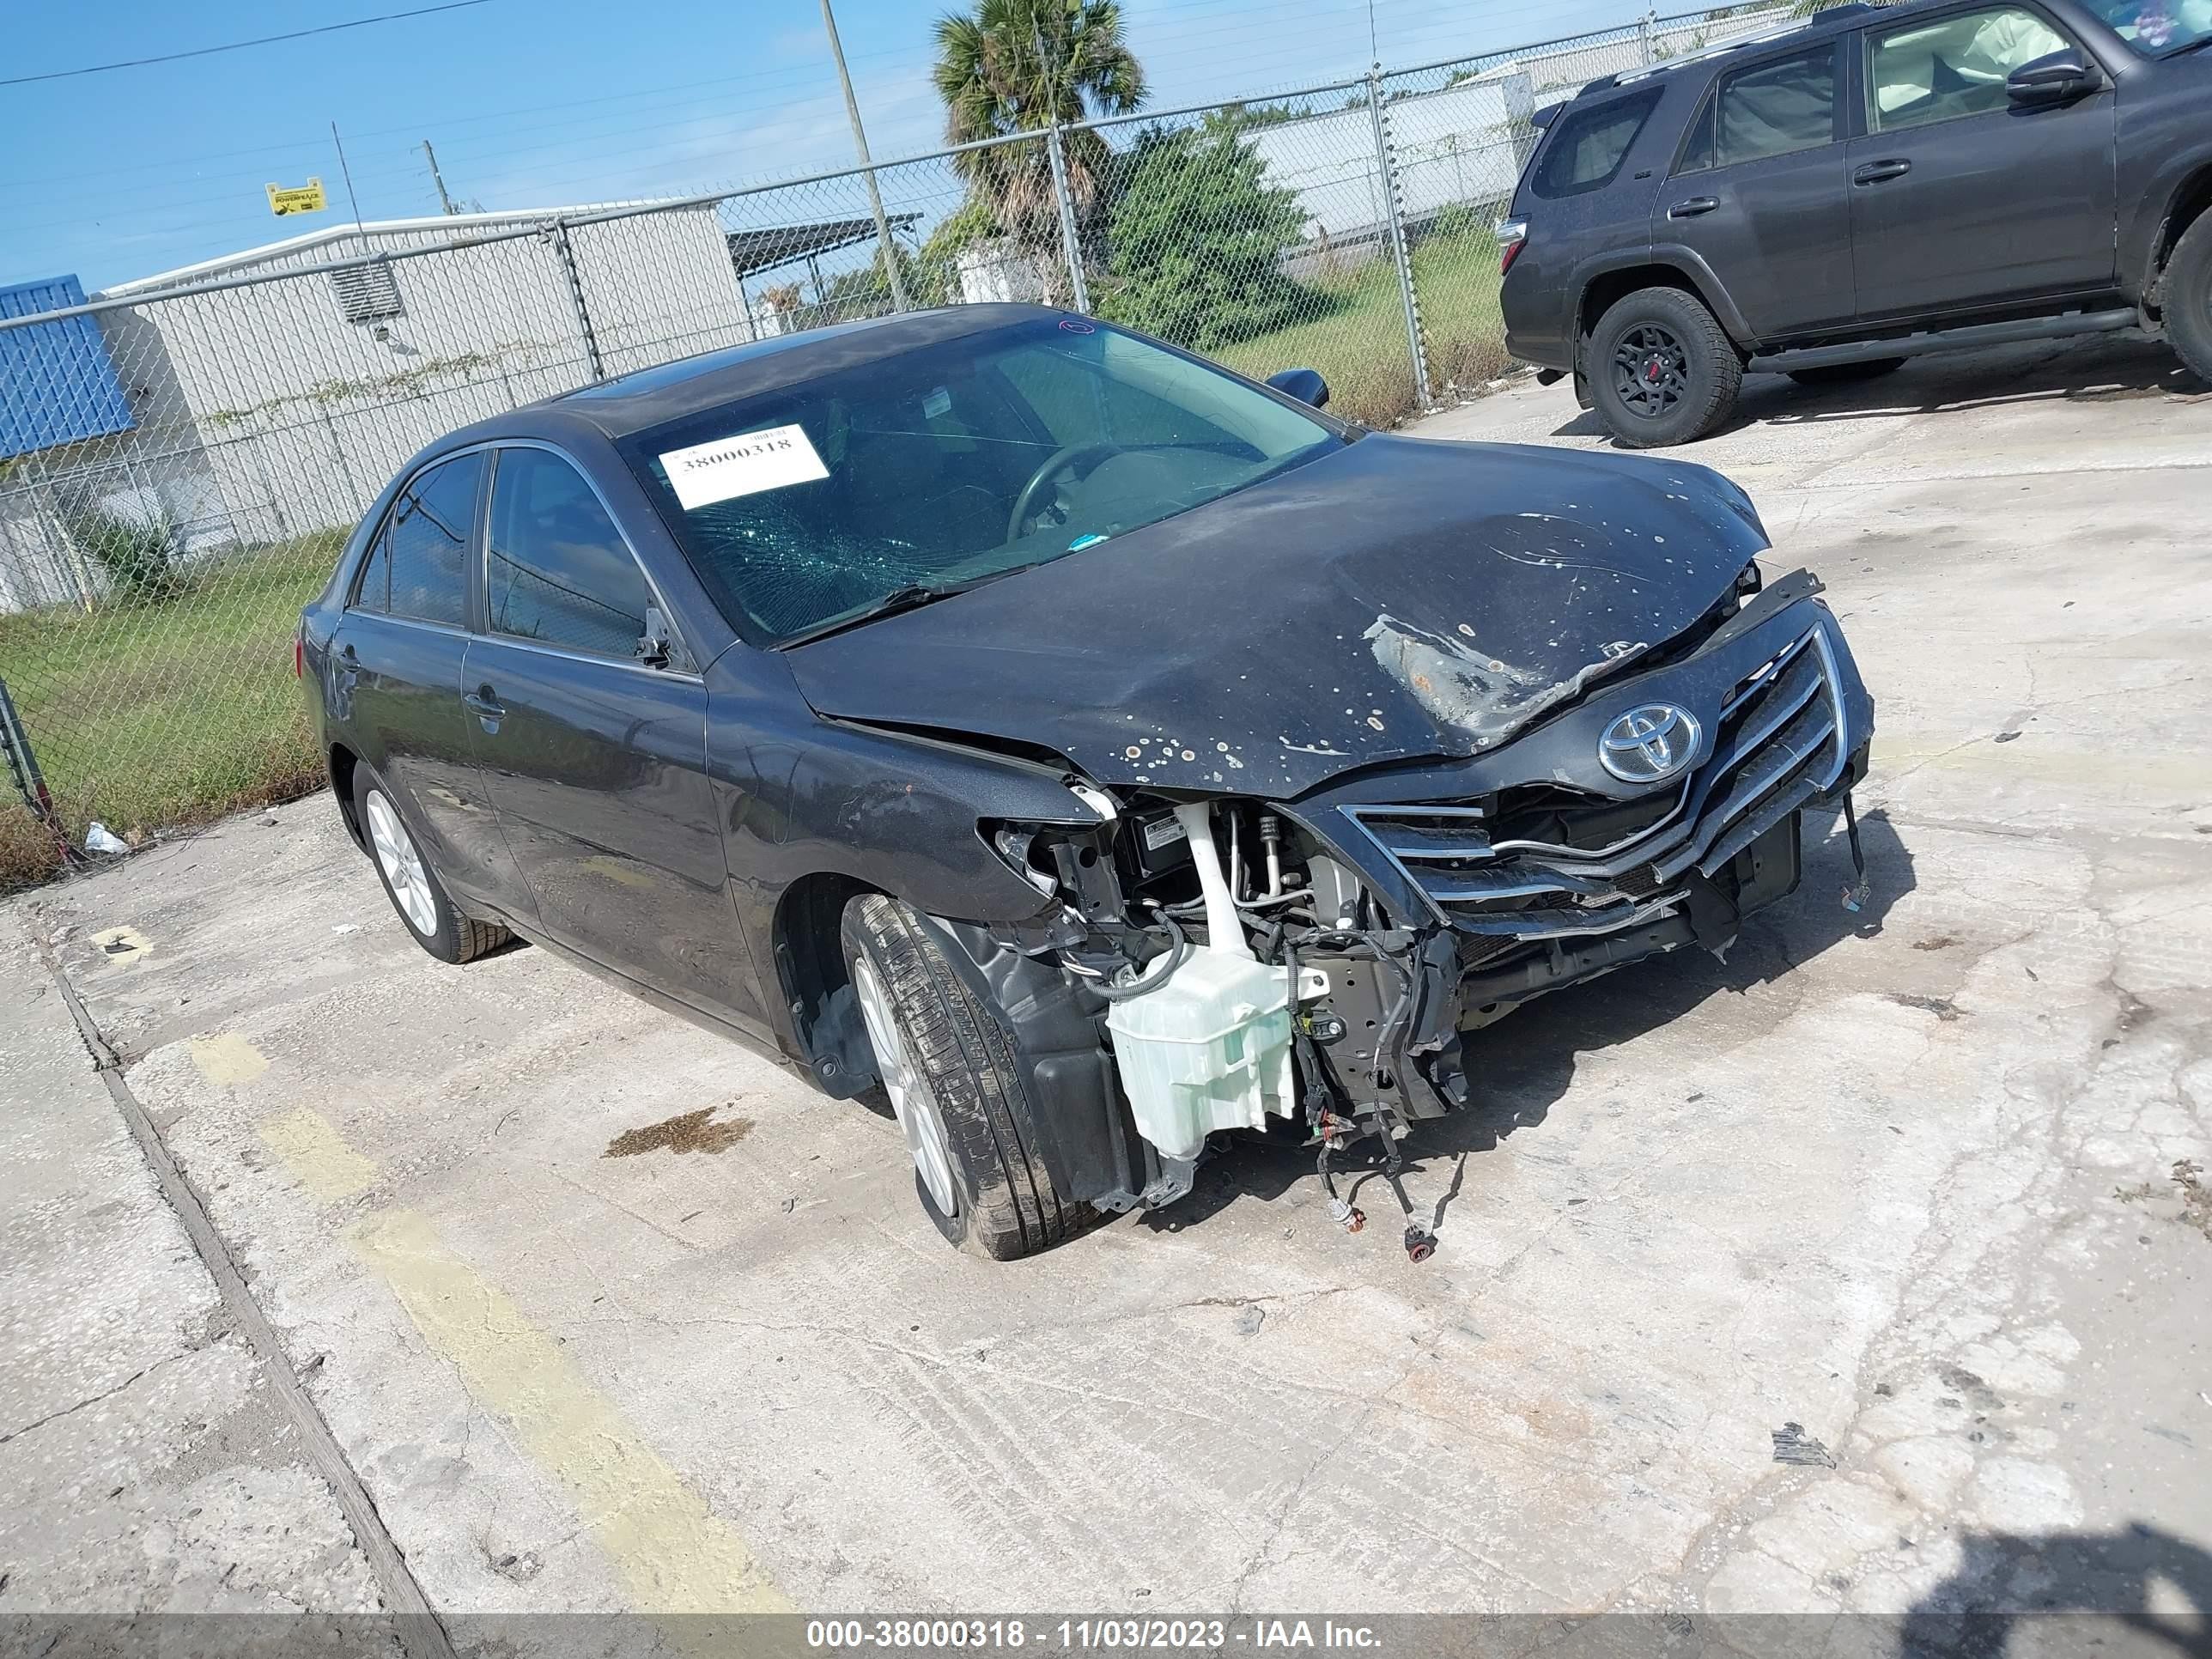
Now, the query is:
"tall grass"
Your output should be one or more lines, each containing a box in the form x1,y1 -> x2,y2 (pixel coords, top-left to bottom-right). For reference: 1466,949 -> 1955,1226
1214,228 -> 1509,427
0,531 -> 341,889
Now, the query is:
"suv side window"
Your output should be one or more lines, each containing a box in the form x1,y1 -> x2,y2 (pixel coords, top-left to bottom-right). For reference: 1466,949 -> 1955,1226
1531,88 -> 1662,198
1713,43 -> 1838,167
350,453 -> 481,626
1867,6 -> 2070,130
486,447 -> 654,660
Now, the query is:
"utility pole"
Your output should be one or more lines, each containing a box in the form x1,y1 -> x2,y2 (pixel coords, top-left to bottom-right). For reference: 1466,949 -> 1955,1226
422,140 -> 458,215
331,121 -> 366,234
819,0 -> 909,312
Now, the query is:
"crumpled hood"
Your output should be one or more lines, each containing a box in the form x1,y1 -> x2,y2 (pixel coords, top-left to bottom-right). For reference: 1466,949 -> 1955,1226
785,434 -> 1771,798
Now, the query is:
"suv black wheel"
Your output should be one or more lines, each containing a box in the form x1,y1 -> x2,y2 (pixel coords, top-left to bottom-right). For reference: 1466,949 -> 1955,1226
840,894 -> 1088,1260
1589,287 -> 1744,447
354,763 -> 511,964
1787,358 -> 1905,387
2167,212 -> 2212,387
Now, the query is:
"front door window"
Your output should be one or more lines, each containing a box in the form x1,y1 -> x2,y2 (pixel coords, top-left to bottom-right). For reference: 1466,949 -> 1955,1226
1868,5 -> 2072,130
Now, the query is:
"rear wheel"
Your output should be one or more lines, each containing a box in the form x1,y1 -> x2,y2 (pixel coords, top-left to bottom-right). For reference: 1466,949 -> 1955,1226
354,765 -> 509,964
1787,357 -> 1906,387
2166,212 -> 2212,387
1588,286 -> 1743,447
841,894 -> 1087,1260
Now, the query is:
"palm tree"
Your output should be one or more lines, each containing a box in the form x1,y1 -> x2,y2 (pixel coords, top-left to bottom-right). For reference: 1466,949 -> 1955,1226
931,0 -> 1146,298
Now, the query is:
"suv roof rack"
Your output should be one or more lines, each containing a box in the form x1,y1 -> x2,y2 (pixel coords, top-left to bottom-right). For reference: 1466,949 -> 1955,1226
1592,2 -> 1878,92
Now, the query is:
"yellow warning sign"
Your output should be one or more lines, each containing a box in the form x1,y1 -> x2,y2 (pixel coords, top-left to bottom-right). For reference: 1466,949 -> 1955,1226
265,178 -> 329,216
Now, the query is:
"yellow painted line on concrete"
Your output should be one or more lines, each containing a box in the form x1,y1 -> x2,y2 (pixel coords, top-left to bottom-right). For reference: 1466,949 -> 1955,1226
190,1031 -> 270,1088
259,1108 -> 376,1202
350,1207 -> 793,1614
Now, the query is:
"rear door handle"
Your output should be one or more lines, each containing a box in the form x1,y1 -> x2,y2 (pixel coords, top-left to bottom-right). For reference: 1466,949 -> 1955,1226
1668,196 -> 1720,218
1853,159 -> 1911,185
463,686 -> 507,720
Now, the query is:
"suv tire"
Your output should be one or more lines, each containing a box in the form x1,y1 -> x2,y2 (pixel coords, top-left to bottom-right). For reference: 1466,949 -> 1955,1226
841,894 -> 1088,1260
2167,212 -> 2212,387
1588,286 -> 1744,447
1787,358 -> 1905,387
354,764 -> 511,964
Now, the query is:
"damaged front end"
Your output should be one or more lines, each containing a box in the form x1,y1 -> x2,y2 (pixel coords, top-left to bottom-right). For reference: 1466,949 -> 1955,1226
943,565 -> 1873,1251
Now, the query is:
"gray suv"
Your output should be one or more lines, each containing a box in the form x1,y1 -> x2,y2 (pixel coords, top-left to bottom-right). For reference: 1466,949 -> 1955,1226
1498,0 -> 2212,445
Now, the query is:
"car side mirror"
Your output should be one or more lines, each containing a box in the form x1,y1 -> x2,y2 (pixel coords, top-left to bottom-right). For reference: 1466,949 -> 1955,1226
635,605 -> 673,670
1267,367 -> 1330,409
2006,49 -> 2104,106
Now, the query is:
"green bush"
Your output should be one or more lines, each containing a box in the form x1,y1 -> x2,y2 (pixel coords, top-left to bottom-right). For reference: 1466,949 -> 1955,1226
72,507 -> 184,604
1096,126 -> 1321,353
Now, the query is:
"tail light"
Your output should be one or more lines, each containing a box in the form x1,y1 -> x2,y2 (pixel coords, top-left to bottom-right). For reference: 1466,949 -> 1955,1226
294,632 -> 304,679
1498,219 -> 1528,276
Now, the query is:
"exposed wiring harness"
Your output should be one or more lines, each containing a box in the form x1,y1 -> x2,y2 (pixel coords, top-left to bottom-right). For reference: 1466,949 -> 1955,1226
1062,910 -> 1192,1002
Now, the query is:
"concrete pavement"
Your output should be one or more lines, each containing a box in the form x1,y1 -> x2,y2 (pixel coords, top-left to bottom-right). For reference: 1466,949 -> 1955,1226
4,334 -> 2209,1644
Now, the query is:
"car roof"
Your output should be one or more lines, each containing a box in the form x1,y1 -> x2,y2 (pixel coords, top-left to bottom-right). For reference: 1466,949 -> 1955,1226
433,303 -> 1069,453
1567,0 -> 1923,101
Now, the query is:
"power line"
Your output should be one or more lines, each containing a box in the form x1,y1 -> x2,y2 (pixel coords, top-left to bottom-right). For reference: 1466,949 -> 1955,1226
0,0 -> 495,88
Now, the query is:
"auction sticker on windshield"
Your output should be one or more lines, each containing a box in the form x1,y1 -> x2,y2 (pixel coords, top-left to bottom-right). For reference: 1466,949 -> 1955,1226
659,423 -> 830,509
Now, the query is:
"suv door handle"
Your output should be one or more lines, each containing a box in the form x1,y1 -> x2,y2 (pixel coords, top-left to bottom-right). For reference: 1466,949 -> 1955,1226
1668,196 -> 1720,218
463,686 -> 507,720
1853,159 -> 1911,185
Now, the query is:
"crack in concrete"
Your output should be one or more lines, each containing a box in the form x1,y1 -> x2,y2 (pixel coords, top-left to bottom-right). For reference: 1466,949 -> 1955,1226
0,1350 -> 188,1448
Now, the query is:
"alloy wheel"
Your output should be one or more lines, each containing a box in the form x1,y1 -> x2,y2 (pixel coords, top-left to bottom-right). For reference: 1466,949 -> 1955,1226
1612,323 -> 1690,419
364,789 -> 439,938
851,955 -> 960,1218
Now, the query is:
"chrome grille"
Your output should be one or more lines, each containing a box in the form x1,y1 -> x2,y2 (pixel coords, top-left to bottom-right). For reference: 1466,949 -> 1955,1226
1336,624 -> 1849,939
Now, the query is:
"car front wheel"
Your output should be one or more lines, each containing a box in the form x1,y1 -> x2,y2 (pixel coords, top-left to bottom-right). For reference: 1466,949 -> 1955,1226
841,893 -> 1086,1260
1588,286 -> 1744,447
354,765 -> 510,964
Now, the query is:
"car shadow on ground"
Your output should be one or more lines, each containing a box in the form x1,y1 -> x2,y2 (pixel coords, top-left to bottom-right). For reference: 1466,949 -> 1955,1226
1899,1523 -> 2212,1658
1550,337 -> 2204,447
1148,806 -> 1915,1240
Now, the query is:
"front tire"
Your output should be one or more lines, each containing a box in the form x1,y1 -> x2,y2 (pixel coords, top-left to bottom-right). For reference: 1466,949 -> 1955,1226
354,766 -> 509,964
1588,285 -> 1743,447
2166,212 -> 2212,387
841,894 -> 1086,1260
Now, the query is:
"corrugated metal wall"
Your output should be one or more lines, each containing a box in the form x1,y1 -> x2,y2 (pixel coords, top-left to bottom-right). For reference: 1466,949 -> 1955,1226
0,276 -> 136,460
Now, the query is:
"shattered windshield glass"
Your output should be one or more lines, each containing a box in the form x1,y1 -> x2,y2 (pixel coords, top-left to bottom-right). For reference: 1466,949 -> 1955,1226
618,317 -> 1340,646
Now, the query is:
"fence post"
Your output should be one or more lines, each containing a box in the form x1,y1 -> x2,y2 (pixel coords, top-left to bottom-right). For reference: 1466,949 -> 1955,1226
1044,125 -> 1091,314
1639,8 -> 1658,64
0,667 -> 73,865
550,218 -> 605,382
1366,66 -> 1432,413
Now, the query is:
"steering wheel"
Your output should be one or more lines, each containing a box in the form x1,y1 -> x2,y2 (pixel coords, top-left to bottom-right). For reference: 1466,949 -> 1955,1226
1006,442 -> 1119,542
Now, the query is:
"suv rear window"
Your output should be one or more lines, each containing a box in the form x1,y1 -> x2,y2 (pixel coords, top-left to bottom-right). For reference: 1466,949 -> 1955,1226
1531,89 -> 1661,198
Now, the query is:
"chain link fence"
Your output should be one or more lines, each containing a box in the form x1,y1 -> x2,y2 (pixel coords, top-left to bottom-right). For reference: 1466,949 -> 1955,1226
0,1 -> 1794,887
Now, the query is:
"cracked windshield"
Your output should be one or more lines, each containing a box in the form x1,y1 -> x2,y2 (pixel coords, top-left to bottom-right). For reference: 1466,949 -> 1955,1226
621,317 -> 1340,644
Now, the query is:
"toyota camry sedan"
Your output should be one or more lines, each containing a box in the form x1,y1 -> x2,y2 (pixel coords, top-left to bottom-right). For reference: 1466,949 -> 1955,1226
301,303 -> 1874,1260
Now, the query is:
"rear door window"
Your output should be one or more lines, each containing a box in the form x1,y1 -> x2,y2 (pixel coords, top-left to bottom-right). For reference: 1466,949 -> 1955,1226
1532,89 -> 1662,198
350,453 -> 482,625
486,447 -> 654,659
1715,44 -> 1839,165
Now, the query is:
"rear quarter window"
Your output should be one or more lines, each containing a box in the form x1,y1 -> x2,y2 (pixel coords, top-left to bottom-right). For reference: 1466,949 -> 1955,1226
1530,88 -> 1662,198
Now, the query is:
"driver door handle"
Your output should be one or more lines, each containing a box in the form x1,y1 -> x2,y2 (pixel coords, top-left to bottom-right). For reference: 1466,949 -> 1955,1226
1668,196 -> 1720,218
1853,159 -> 1911,185
463,686 -> 506,720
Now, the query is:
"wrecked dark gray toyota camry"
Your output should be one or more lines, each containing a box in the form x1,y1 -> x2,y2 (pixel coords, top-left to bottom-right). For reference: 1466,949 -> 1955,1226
305,304 -> 1873,1262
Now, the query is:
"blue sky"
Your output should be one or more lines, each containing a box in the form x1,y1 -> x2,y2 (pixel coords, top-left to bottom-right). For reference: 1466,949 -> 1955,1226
4,0 -> 1652,291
